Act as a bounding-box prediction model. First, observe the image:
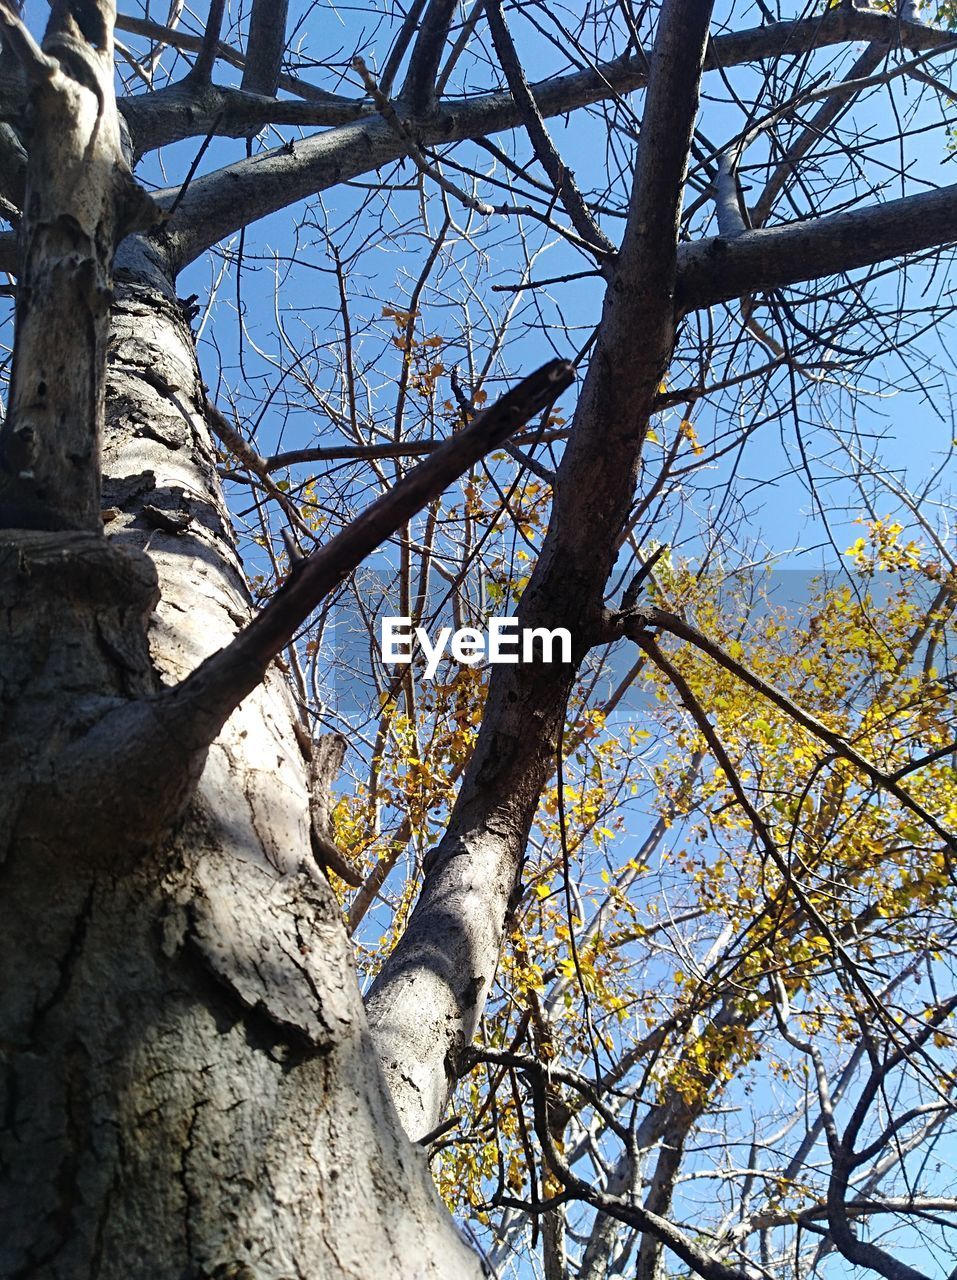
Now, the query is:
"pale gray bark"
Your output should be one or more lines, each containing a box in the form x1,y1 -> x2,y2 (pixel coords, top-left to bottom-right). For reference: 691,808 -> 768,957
0,0 -> 156,529
0,225 -> 488,1280
0,7 -> 488,1274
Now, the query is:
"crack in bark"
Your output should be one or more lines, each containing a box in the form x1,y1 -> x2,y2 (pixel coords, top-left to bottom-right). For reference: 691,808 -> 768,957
179,1097 -> 209,1268
29,881 -> 96,1031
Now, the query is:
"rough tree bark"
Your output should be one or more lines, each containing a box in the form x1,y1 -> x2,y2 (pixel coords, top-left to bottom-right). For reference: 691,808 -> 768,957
0,4 -> 495,1275
1,233 -> 490,1279
1,0 -> 956,1277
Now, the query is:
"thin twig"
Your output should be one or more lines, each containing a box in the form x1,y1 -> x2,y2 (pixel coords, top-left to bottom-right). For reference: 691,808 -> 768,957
352,56 -> 494,216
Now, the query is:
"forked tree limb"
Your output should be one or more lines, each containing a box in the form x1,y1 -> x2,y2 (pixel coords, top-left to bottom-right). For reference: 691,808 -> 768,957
364,0 -> 716,1143
176,358 -> 574,724
157,8 -> 955,266
29,360 -> 574,852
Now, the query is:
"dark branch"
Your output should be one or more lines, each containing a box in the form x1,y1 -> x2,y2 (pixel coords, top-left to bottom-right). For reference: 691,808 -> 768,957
485,0 -> 614,263
157,359 -> 575,745
189,0 -> 227,83
521,1063 -> 751,1280
240,0 -> 288,97
677,182 -> 957,312
401,0 -> 456,113
363,0 -> 716,1144
0,226 -> 16,273
750,40 -> 891,228
379,0 -> 427,97
115,13 -> 347,104
263,426 -> 570,471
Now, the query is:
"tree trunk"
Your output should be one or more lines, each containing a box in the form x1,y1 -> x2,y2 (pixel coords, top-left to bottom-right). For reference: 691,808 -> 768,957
0,234 -> 484,1280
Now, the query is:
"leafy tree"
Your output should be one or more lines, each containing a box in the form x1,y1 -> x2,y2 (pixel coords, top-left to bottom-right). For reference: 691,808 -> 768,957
1,1 -> 956,1278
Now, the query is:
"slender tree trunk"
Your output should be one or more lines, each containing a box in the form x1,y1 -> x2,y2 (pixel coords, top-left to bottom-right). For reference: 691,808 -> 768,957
365,0 -> 716,1142
0,234 -> 484,1279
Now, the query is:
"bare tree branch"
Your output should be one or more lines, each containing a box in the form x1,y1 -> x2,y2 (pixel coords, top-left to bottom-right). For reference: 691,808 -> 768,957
364,0 -> 716,1142
677,182 -> 957,312
750,41 -> 892,229
189,0 -> 226,83
114,12 -> 348,104
380,0 -> 428,97
263,426 -> 570,471
156,359 -> 574,745
0,0 -> 55,83
401,0 -> 456,113
159,8 -> 953,265
516,1059 -> 751,1280
485,0 -> 615,263
240,0 -> 288,97
123,7 -> 957,159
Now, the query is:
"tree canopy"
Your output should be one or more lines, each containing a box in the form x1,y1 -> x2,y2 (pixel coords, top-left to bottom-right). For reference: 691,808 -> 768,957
1,1 -> 957,1278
